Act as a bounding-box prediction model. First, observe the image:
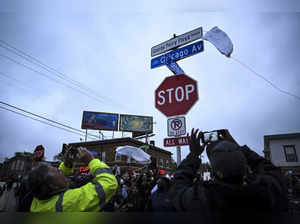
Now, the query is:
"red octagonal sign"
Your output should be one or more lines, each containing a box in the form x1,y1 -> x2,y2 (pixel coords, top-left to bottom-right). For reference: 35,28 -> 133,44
155,74 -> 198,117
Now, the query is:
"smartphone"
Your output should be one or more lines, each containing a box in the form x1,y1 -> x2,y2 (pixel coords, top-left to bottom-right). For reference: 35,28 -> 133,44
202,131 -> 220,143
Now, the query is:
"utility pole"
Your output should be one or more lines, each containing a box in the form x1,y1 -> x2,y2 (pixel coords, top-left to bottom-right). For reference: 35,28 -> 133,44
145,133 -> 149,144
99,131 -> 104,140
176,145 -> 181,166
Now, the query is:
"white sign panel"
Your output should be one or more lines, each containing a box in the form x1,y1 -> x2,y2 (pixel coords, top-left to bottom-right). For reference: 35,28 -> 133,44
167,116 -> 186,137
151,27 -> 203,57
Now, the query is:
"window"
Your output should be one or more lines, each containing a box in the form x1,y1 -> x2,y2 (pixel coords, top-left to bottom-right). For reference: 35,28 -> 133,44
15,160 -> 20,170
159,158 -> 163,167
20,161 -> 25,171
11,161 -> 17,170
264,152 -> 270,160
102,152 -> 106,162
115,153 -> 121,161
283,145 -> 298,162
166,159 -> 169,168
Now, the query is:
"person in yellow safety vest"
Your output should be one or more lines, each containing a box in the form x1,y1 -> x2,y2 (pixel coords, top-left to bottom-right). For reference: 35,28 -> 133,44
28,147 -> 118,212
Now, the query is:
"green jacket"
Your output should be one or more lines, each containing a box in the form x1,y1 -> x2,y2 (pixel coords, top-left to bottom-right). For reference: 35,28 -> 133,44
30,159 -> 118,212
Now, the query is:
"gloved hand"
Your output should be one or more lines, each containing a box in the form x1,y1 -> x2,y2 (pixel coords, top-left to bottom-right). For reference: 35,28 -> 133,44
63,144 -> 75,168
76,147 -> 94,165
187,128 -> 208,157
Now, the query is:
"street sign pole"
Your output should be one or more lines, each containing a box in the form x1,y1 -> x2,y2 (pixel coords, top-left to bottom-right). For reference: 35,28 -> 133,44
176,145 -> 181,166
152,29 -> 202,165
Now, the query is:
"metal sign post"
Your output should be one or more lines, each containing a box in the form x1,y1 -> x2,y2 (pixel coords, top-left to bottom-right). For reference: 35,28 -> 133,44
176,145 -> 181,166
151,28 -> 203,165
85,129 -> 87,142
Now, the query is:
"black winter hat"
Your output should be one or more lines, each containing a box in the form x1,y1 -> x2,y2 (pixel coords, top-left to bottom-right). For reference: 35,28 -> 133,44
206,140 -> 247,181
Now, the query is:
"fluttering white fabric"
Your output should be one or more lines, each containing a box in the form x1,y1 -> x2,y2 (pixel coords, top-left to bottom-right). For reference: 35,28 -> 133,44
115,145 -> 151,164
203,26 -> 233,57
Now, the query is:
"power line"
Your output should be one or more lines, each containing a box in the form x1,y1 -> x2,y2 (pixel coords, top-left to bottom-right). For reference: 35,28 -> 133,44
231,56 -> 300,102
0,71 -> 34,92
0,41 -> 90,92
0,40 -> 125,108
0,105 -> 97,140
0,53 -> 108,105
0,100 -> 101,139
0,74 -> 30,93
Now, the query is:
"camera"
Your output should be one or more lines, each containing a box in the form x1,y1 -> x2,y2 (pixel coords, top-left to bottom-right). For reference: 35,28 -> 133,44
201,131 -> 221,143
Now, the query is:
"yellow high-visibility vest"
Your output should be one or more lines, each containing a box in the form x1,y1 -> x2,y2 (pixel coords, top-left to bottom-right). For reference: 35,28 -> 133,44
30,159 -> 118,212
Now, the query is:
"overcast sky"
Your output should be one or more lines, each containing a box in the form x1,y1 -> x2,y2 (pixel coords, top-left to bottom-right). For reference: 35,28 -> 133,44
0,0 -> 299,163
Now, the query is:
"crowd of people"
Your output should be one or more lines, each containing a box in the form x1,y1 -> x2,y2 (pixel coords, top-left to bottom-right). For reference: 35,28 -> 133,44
0,128 -> 299,214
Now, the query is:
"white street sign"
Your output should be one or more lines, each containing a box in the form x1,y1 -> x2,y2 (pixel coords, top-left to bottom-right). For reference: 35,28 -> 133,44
151,27 -> 203,57
167,116 -> 186,137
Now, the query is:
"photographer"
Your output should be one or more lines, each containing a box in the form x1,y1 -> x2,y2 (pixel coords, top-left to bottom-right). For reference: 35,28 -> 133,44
170,128 -> 288,216
28,147 -> 118,212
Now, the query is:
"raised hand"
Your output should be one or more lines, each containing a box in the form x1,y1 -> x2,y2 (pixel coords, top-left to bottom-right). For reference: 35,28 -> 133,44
187,128 -> 207,157
63,144 -> 74,168
76,147 -> 94,165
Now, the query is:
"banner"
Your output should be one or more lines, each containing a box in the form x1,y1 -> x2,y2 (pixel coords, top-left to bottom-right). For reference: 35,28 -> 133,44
119,114 -> 153,133
81,111 -> 119,131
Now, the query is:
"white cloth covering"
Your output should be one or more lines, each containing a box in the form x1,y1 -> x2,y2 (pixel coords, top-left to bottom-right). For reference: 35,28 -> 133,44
203,26 -> 233,57
115,145 -> 151,164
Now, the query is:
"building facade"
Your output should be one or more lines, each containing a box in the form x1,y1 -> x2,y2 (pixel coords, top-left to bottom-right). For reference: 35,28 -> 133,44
264,133 -> 300,176
0,155 -> 33,182
69,137 -> 173,172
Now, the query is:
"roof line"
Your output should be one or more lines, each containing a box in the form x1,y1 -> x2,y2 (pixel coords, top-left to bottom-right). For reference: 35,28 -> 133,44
264,132 -> 300,140
69,137 -> 172,155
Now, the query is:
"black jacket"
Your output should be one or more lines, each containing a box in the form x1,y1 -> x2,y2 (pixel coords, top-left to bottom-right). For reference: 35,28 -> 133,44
170,148 -> 288,215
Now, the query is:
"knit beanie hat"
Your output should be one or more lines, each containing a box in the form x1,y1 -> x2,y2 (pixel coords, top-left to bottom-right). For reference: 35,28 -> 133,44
206,141 -> 247,182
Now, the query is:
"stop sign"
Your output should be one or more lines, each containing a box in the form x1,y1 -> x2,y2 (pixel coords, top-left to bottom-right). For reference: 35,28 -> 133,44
155,74 -> 198,117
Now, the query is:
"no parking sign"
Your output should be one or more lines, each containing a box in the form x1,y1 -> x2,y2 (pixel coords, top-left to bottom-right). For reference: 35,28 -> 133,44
167,116 -> 186,137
